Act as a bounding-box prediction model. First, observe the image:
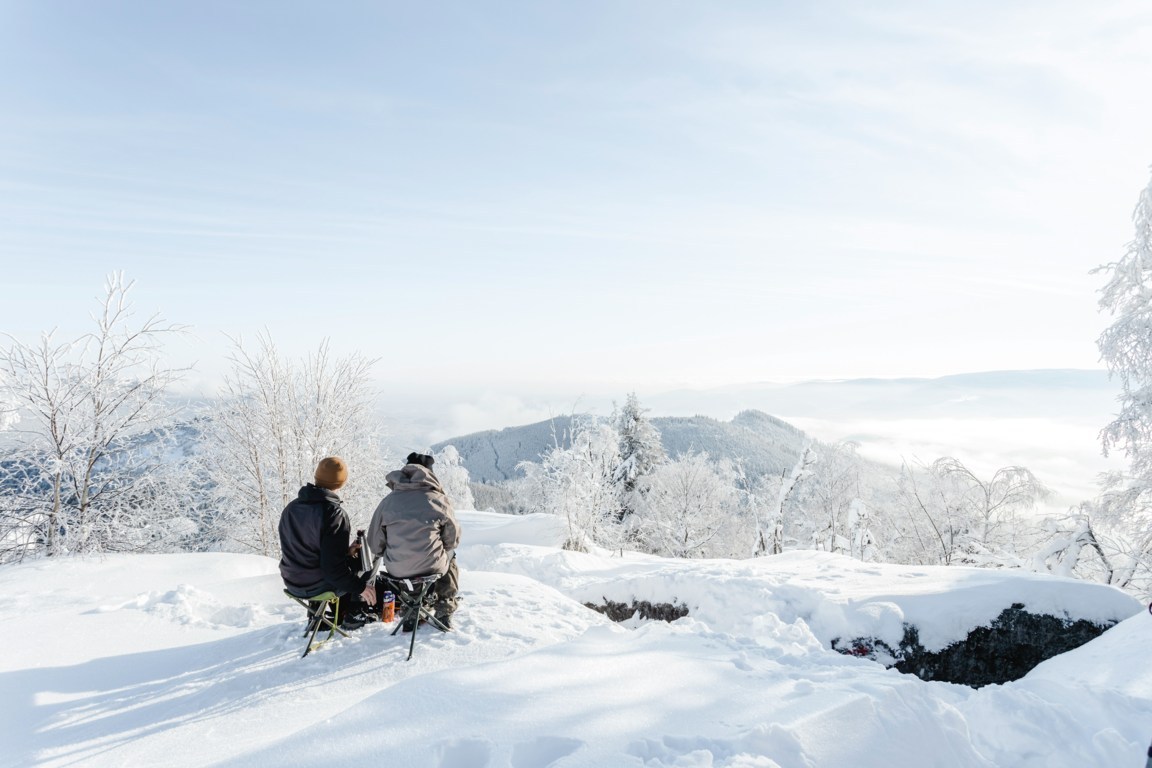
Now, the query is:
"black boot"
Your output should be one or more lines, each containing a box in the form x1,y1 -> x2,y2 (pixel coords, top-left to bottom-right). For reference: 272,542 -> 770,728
337,596 -> 377,631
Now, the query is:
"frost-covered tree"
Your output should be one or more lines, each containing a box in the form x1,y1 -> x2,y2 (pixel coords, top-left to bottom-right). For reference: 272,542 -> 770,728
0,374 -> 17,561
202,334 -> 389,556
434,445 -> 475,510
1031,501 -> 1152,594
516,418 -> 623,552
0,274 -> 192,562
1094,167 -> 1152,575
934,458 -> 1046,564
632,451 -> 741,558
612,392 -> 667,519
892,458 -> 1046,566
798,442 -> 866,555
1031,506 -> 1118,579
753,444 -> 817,556
846,499 -> 878,562
891,462 -> 947,565
0,377 -> 18,433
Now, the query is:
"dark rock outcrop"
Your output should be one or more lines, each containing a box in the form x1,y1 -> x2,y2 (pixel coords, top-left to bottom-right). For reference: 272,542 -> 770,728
832,603 -> 1117,688
584,599 -> 689,623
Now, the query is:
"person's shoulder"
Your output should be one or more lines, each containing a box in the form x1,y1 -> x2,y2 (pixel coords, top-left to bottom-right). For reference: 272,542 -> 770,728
283,486 -> 314,510
309,487 -> 344,512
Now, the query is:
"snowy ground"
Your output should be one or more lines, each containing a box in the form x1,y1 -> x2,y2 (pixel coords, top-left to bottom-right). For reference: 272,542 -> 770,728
3,510 -> 1150,768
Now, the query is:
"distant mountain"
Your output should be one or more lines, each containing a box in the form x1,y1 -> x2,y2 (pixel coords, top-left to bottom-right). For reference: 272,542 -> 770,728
653,410 -> 807,476
645,369 -> 1114,423
431,409 -> 809,484
431,415 -> 577,484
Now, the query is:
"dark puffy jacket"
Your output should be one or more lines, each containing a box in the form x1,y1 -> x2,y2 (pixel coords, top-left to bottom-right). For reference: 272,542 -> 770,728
278,484 -> 367,597
366,464 -> 460,578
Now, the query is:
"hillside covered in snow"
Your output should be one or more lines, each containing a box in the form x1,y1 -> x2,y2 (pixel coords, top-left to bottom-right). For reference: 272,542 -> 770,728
431,410 -> 809,484
3,510 -> 1149,767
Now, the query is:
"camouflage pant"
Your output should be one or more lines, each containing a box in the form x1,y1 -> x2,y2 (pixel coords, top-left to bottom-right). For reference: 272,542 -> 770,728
430,557 -> 459,617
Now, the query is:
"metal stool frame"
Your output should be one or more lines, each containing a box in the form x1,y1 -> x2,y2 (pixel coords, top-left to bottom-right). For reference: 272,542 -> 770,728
284,590 -> 351,658
379,573 -> 448,660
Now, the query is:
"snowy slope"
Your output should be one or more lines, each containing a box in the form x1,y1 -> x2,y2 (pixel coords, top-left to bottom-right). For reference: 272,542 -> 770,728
2,511 -> 1149,768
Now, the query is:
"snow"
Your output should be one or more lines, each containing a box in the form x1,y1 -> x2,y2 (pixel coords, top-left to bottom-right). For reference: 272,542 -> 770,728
3,510 -> 1150,767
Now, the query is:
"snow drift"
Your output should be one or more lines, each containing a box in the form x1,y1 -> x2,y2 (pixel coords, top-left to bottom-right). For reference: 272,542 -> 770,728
2,510 -> 1148,767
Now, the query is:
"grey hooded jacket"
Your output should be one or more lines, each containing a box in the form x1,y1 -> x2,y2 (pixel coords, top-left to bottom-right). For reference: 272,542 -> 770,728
366,464 -> 460,578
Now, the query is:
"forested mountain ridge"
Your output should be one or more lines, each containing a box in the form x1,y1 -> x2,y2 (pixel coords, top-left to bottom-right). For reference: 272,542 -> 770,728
431,409 -> 809,484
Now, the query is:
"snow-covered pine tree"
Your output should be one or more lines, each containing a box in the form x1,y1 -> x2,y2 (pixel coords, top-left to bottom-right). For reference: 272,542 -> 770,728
612,392 -> 667,519
434,445 -> 475,509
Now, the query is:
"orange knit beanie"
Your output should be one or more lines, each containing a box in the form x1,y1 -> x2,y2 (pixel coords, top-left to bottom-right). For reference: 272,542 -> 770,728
314,456 -> 348,490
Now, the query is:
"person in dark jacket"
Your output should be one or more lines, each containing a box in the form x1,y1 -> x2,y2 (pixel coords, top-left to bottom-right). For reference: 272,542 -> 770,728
367,452 -> 461,630
279,456 -> 376,627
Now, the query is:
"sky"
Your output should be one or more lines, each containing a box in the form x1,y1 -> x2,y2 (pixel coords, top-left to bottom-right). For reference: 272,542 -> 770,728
2,1 -> 1152,401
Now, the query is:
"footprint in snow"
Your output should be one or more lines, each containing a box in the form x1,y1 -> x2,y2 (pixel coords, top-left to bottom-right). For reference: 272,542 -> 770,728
437,737 -> 493,768
511,736 -> 583,767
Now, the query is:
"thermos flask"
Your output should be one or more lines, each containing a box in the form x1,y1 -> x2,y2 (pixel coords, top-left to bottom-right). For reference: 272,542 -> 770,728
356,530 -> 371,573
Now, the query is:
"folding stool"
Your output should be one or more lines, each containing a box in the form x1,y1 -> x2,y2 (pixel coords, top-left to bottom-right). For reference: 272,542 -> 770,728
284,590 -> 351,658
378,572 -> 448,660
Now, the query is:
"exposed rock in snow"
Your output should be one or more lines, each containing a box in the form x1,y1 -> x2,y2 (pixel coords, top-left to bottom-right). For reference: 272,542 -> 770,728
584,598 -> 689,623
832,603 -> 1118,687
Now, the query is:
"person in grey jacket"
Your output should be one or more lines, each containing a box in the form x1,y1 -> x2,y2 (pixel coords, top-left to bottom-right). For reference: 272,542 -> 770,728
367,452 -> 461,629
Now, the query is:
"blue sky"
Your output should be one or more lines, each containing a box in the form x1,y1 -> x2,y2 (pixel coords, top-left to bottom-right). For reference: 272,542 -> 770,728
2,1 -> 1151,400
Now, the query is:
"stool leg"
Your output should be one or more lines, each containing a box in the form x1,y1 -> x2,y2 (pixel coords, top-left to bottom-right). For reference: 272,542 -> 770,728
303,600 -> 326,636
389,592 -> 420,637
303,596 -> 350,658
302,599 -> 327,658
406,582 -> 437,661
